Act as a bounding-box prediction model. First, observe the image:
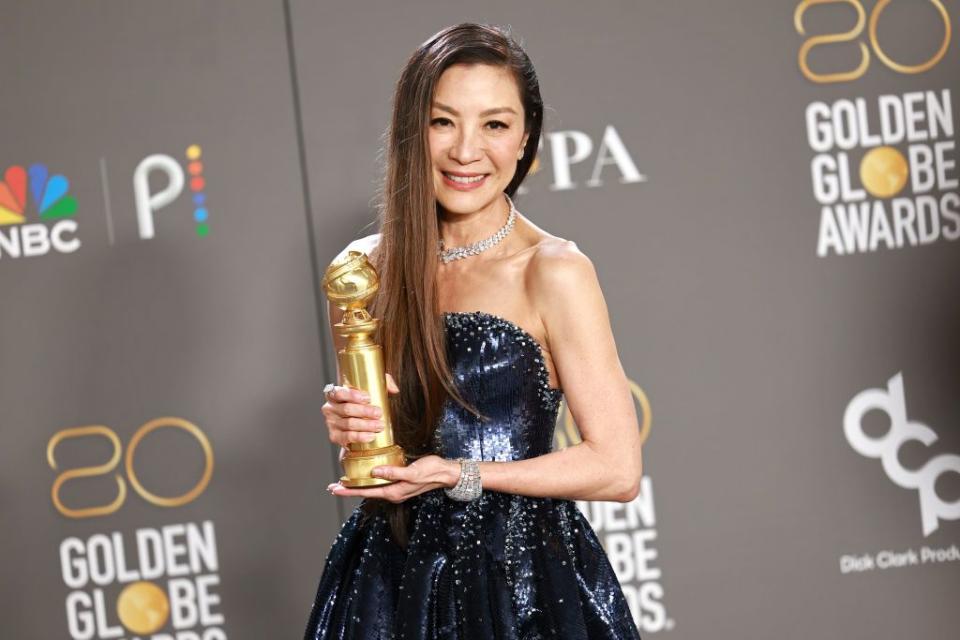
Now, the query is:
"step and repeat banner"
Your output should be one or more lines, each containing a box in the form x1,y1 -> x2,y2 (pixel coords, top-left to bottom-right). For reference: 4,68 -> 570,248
1,1 -> 957,638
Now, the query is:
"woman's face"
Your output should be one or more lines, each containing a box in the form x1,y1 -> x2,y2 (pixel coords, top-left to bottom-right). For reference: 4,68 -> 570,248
428,63 -> 529,216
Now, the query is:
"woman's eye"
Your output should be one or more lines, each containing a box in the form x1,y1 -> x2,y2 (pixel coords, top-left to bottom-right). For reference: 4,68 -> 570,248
486,120 -> 509,130
430,117 -> 452,127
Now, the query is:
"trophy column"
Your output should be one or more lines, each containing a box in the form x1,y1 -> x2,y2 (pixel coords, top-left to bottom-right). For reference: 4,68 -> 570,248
323,250 -> 406,487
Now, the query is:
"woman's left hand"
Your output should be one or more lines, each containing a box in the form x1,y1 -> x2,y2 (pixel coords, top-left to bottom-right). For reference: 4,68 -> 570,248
327,454 -> 457,503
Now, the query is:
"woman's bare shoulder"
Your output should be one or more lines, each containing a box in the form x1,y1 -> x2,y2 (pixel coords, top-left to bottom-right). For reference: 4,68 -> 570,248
525,235 -> 599,307
515,214 -> 588,268
528,236 -> 594,279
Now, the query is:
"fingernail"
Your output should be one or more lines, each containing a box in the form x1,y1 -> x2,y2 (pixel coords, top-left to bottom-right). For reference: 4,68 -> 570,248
360,392 -> 371,402
371,468 -> 382,477
363,433 -> 376,442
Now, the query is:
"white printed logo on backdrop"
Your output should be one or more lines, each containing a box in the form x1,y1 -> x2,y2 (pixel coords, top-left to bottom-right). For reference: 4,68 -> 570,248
48,418 -> 227,639
521,125 -> 646,192
839,372 -> 960,574
577,477 -> 672,633
794,0 -> 959,257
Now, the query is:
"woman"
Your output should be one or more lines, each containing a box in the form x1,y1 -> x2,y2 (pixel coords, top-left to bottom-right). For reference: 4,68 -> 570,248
304,23 -> 643,640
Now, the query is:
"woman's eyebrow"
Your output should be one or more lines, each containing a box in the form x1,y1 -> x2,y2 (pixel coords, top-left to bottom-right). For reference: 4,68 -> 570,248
433,102 -> 518,117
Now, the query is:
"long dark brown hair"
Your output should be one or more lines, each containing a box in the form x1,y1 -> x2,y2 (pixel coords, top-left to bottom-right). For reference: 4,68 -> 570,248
361,23 -> 544,547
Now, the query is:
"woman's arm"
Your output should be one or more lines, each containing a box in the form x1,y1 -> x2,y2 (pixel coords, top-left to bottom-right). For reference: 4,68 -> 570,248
472,241 -> 643,503
332,239 -> 644,504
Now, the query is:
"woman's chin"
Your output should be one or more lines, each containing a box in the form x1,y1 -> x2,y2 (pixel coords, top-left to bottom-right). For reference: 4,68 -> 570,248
435,185 -> 503,215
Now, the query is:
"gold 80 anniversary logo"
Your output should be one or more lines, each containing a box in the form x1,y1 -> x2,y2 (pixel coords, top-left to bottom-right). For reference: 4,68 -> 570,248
48,418 -> 226,640
795,0 -> 951,84
794,0 -> 959,257
48,417 -> 214,518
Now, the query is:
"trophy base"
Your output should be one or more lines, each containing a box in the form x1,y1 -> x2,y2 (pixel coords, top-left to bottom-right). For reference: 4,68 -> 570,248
340,443 -> 406,487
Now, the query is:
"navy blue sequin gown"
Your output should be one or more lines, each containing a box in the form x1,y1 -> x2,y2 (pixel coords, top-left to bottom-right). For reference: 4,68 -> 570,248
304,311 -> 641,639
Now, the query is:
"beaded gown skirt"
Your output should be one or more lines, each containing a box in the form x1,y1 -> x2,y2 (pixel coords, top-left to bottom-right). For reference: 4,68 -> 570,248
303,311 -> 642,640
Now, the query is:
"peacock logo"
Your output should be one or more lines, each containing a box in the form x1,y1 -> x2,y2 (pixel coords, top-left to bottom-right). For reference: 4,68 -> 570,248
0,163 -> 81,260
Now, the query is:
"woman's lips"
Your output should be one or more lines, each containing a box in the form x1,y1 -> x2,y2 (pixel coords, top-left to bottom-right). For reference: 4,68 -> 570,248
441,171 -> 489,191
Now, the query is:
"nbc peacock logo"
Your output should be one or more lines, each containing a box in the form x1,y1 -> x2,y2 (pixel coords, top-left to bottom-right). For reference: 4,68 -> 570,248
0,163 -> 81,260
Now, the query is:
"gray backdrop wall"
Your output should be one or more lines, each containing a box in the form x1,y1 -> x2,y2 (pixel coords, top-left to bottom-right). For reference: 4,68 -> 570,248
1,1 -> 958,638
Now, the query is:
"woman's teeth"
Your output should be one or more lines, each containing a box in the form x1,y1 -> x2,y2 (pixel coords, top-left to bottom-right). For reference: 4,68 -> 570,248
444,173 -> 486,184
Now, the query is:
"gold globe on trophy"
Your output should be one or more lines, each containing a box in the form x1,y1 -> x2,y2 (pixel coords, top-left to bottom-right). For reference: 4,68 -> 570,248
322,250 -> 406,487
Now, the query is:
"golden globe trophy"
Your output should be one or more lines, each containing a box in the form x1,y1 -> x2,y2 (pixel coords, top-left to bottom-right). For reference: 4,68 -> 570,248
322,250 -> 406,487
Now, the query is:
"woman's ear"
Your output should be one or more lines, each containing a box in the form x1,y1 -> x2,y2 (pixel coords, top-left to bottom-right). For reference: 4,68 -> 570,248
519,132 -> 530,160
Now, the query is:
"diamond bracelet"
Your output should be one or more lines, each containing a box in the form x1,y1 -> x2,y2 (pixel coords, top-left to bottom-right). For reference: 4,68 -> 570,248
443,458 -> 482,502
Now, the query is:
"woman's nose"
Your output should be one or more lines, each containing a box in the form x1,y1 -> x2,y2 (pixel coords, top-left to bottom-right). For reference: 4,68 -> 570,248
450,126 -> 484,164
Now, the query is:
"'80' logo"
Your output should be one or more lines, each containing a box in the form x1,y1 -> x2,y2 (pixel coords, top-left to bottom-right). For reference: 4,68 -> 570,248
47,417 -> 214,519
844,372 -> 960,536
795,0 -> 951,83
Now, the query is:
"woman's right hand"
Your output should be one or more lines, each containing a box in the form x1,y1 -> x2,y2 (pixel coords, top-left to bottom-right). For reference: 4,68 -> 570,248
322,372 -> 400,447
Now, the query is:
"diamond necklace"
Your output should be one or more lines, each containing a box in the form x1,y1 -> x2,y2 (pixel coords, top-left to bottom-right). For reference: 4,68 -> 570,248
437,194 -> 517,264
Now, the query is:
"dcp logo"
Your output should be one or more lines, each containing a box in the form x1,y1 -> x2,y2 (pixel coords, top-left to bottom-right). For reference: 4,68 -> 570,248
844,372 -> 960,536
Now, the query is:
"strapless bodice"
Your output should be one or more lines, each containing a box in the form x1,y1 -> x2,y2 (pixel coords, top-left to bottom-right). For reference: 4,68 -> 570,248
431,311 -> 564,462
304,310 -> 643,640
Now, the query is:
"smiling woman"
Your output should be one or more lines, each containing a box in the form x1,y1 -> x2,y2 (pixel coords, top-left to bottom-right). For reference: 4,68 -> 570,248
429,64 -> 529,208
303,22 -> 643,640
